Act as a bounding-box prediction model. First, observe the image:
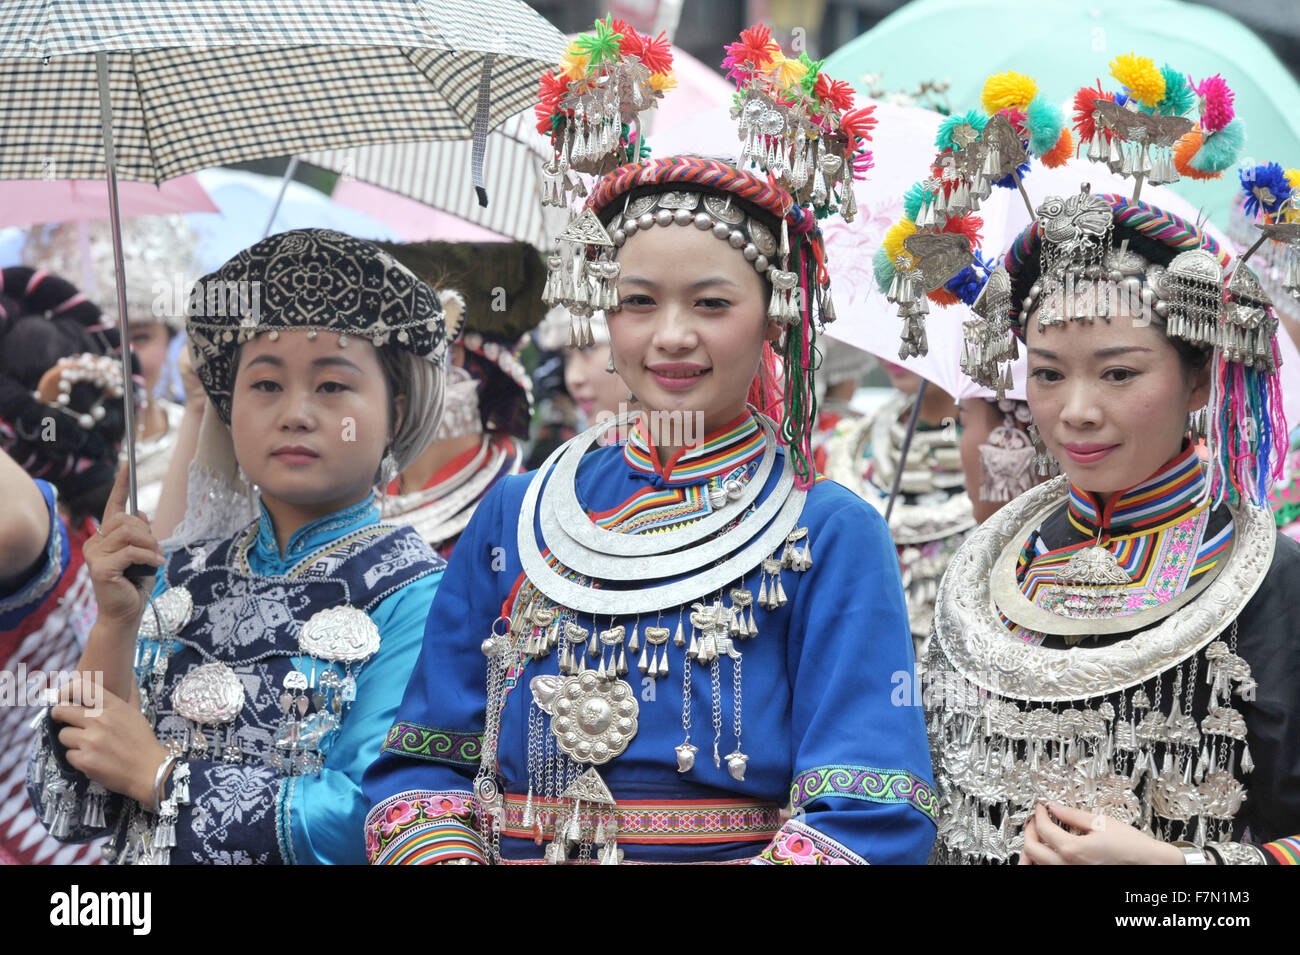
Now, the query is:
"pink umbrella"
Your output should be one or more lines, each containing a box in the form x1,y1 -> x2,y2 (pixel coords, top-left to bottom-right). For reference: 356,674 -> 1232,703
330,178 -> 509,242
0,175 -> 216,227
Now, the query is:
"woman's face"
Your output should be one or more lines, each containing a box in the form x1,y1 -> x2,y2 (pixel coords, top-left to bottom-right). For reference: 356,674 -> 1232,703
564,342 -> 629,426
1025,302 -> 1209,497
610,220 -> 774,437
879,360 -> 924,395
129,320 -> 172,394
231,329 -> 402,516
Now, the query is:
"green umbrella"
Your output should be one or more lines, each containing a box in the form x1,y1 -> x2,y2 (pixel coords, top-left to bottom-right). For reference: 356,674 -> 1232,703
824,0 -> 1300,228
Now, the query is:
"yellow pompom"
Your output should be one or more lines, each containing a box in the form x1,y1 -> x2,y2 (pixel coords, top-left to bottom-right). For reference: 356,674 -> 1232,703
559,47 -> 590,81
882,218 -> 918,271
1286,168 -> 1300,190
648,72 -> 676,93
1109,53 -> 1165,108
769,53 -> 808,90
981,71 -> 1037,114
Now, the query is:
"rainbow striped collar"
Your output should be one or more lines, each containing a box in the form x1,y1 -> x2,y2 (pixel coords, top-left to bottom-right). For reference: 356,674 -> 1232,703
1068,446 -> 1206,538
623,412 -> 766,487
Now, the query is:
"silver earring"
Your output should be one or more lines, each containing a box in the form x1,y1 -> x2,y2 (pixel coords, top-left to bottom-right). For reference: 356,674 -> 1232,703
1026,424 -> 1059,477
1187,408 -> 1207,442
380,449 -> 398,487
606,348 -> 616,374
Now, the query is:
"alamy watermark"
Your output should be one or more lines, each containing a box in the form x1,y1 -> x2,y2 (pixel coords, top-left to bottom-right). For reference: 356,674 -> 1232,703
1,665 -> 102,716
594,403 -> 705,448
151,275 -> 262,324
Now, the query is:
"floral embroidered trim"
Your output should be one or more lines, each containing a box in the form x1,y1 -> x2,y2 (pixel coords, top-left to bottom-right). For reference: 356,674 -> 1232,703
500,794 -> 781,844
365,790 -> 487,865
790,764 -> 938,824
380,722 -> 482,768
754,819 -> 868,865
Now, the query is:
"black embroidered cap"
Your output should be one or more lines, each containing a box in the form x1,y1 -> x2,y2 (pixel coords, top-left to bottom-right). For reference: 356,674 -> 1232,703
187,229 -> 448,423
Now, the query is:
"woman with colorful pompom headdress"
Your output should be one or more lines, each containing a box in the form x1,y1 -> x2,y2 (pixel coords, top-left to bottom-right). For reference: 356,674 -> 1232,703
889,56 -> 1300,867
363,19 -> 938,866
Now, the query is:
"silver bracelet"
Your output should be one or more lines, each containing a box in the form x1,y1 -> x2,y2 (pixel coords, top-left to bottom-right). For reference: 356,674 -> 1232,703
1208,841 -> 1268,865
1172,841 -> 1208,865
150,753 -> 178,814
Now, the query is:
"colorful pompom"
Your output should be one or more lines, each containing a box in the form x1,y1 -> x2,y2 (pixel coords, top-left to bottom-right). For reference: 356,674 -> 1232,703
573,18 -> 625,68
1173,130 -> 1219,180
813,73 -> 855,113
770,52 -> 809,90
1110,52 -> 1165,108
1025,97 -> 1065,156
882,218 -> 918,271
648,72 -> 676,93
558,44 -> 590,81
873,245 -> 895,295
942,213 -> 984,250
1040,128 -> 1075,168
839,105 -> 878,155
1239,162 -> 1293,219
1072,85 -> 1113,143
1190,117 -> 1246,174
935,110 -> 988,153
624,29 -> 674,75
927,287 -> 963,307
903,181 -> 931,222
981,71 -> 1037,114
722,23 -> 780,81
992,159 -> 1031,189
944,253 -> 993,306
1195,74 -> 1236,133
1154,65 -> 1195,117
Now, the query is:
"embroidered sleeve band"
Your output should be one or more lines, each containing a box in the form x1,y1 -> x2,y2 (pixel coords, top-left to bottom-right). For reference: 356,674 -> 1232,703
753,819 -> 869,865
790,764 -> 938,824
380,722 -> 482,769
1262,836 -> 1300,864
365,790 -> 487,865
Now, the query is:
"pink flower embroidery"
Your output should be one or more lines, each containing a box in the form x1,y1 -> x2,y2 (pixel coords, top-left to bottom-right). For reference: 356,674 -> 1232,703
423,794 -> 468,818
379,799 -> 420,835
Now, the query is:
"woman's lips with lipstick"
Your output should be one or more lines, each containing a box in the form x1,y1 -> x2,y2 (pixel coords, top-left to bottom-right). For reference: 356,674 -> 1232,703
271,445 -> 320,466
1064,443 -> 1118,464
648,363 -> 709,391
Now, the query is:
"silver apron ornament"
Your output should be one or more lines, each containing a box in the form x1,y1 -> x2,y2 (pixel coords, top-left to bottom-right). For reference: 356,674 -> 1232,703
172,662 -> 245,762
276,606 -> 380,775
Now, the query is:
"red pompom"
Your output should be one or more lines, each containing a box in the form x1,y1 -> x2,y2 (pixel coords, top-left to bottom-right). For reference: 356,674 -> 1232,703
1072,84 -> 1113,143
942,213 -> 984,250
927,287 -> 962,307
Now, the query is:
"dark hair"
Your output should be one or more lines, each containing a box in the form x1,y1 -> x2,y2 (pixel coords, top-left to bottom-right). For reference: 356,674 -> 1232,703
0,272 -> 131,523
1013,223 -> 1212,376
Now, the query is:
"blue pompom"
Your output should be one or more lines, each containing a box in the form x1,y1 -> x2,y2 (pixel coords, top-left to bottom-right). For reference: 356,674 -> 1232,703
1239,161 -> 1292,218
945,250 -> 994,305
992,159 -> 1032,189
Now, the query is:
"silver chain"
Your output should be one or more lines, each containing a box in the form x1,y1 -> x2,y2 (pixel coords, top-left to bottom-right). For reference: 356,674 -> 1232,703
732,654 -> 743,751
710,657 -> 722,766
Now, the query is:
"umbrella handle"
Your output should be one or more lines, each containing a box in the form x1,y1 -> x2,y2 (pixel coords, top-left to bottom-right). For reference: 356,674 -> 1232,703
884,379 -> 927,524
124,563 -> 159,586
95,52 -> 141,518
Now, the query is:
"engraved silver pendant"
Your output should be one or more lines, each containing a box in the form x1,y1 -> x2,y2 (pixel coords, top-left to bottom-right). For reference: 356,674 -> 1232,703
551,671 -> 639,765
299,607 -> 381,663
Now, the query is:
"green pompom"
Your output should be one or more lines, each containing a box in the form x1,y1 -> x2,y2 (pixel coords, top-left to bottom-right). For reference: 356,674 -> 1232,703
1192,117 -> 1247,173
873,244 -> 895,295
1025,97 -> 1065,156
1155,65 -> 1196,117
903,181 -> 931,222
935,110 -> 987,152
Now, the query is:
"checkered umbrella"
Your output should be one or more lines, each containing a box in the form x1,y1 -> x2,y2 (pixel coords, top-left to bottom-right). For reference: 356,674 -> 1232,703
0,0 -> 565,520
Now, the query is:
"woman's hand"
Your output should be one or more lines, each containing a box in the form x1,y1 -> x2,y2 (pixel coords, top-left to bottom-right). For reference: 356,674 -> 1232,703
1017,802 -> 1185,865
83,465 -> 165,629
52,686 -> 169,806
178,341 -> 205,410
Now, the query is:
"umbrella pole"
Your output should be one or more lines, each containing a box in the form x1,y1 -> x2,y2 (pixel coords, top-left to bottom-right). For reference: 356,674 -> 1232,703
262,156 -> 299,238
95,52 -> 141,518
884,379 -> 927,524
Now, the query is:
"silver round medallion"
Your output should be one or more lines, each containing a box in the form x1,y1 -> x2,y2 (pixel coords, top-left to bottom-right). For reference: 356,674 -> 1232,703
551,672 -> 638,765
173,662 -> 245,725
